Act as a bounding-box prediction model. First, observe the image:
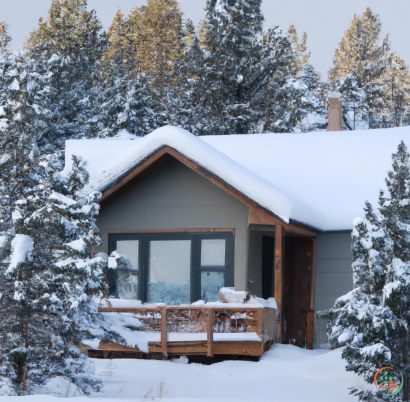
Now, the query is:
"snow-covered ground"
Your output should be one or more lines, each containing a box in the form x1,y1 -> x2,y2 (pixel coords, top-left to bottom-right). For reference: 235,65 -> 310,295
4,344 -> 370,402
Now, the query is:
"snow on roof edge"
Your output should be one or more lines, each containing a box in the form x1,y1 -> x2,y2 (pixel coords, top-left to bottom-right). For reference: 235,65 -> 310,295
82,126 -> 327,227
99,143 -> 295,226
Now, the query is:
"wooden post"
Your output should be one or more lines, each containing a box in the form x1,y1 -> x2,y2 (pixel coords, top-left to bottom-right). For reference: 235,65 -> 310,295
256,308 -> 263,336
257,308 -> 264,354
207,309 -> 214,357
160,306 -> 167,354
307,238 -> 317,350
274,224 -> 284,343
306,309 -> 314,350
310,239 -> 317,310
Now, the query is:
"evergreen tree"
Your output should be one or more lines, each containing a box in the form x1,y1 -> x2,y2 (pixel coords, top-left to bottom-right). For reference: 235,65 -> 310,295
0,117 -> 116,394
24,0 -> 106,148
286,24 -> 327,132
198,0 -> 266,134
380,50 -> 410,128
262,27 -> 310,133
96,10 -> 157,137
168,23 -> 206,134
329,8 -> 390,130
198,1 -> 315,135
128,0 -> 185,108
319,142 -> 410,401
0,51 -> 50,145
0,23 -> 11,52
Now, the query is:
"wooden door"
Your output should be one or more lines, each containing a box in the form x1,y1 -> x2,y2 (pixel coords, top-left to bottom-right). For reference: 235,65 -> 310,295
283,237 -> 314,347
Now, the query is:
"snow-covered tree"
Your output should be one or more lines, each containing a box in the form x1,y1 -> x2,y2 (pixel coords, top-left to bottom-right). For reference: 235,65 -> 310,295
96,10 -> 158,137
319,141 -> 410,401
379,51 -> 410,128
198,0 -> 267,134
24,0 -> 106,148
0,23 -> 11,52
168,24 -> 206,134
128,0 -> 185,108
0,119 -> 116,395
285,24 -> 327,132
329,9 -> 410,130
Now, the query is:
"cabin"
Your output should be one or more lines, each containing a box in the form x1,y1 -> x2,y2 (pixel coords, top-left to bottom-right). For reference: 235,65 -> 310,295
65,121 -> 410,355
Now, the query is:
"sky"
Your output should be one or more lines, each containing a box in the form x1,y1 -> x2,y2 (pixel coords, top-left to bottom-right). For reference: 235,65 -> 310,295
2,0 -> 410,78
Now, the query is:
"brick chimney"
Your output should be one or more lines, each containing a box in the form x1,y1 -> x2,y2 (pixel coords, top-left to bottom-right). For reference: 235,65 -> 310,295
327,92 -> 342,131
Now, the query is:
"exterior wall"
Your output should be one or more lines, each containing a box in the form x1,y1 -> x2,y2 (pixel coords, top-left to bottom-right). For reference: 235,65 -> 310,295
97,157 -> 250,291
314,232 -> 353,346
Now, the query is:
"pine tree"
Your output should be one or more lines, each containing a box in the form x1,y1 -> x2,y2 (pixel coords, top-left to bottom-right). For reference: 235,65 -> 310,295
0,23 -> 11,52
262,27 -> 306,133
128,0 -> 185,109
96,10 -> 157,137
0,118 -> 115,394
286,24 -> 327,132
199,0 -> 269,134
319,142 -> 410,401
168,23 -> 206,134
380,50 -> 410,128
329,8 -> 390,130
24,0 -> 106,148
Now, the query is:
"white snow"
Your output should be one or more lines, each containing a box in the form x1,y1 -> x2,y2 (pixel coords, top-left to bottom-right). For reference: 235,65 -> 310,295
6,234 -> 34,274
65,239 -> 87,252
65,126 -> 322,227
64,138 -> 140,177
65,125 -> 410,231
9,345 -> 370,401
49,191 -> 76,207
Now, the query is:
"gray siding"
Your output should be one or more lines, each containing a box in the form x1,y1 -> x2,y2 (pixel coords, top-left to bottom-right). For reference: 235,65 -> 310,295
97,157 -> 250,291
314,232 -> 353,346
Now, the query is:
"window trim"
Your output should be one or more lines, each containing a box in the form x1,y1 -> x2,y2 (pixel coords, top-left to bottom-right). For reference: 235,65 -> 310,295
108,230 -> 234,303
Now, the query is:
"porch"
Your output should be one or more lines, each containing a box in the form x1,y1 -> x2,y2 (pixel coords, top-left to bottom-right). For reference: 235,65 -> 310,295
88,304 -> 277,359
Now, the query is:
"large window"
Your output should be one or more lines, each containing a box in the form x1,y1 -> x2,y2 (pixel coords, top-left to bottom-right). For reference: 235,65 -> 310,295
108,232 -> 234,304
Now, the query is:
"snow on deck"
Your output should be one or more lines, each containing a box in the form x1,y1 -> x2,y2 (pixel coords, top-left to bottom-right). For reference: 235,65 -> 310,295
64,126 -> 410,231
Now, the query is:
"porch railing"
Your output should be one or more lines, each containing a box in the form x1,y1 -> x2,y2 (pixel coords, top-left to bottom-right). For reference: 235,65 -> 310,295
98,305 -> 277,357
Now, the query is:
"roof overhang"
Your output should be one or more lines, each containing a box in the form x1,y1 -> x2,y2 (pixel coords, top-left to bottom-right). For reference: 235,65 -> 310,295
100,145 -> 317,237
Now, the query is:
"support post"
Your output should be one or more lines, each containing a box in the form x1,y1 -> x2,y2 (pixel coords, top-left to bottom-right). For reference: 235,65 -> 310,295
256,308 -> 263,336
307,238 -> 317,350
160,306 -> 167,354
274,224 -> 284,343
306,310 -> 314,350
257,308 -> 264,354
207,309 -> 214,357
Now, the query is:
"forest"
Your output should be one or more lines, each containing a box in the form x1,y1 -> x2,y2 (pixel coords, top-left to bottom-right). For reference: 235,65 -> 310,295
0,0 -> 408,152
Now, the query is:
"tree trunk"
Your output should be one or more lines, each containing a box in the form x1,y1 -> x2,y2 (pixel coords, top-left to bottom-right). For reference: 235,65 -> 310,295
22,363 -> 27,394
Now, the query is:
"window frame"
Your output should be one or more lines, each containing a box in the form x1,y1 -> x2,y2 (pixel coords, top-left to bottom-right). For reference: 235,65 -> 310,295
108,230 -> 234,303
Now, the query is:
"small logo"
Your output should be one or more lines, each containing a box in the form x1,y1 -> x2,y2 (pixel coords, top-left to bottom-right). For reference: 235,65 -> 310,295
374,367 -> 403,396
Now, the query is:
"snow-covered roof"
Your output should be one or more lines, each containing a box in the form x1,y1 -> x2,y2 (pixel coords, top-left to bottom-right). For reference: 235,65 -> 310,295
64,126 -> 410,231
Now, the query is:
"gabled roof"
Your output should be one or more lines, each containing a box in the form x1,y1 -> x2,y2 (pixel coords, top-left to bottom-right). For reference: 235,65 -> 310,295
64,125 -> 410,231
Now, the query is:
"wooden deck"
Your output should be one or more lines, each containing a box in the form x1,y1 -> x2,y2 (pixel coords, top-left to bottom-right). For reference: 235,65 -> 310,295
89,306 -> 277,359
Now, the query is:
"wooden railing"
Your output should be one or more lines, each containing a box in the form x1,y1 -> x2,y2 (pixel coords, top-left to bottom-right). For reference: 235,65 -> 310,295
99,305 -> 277,357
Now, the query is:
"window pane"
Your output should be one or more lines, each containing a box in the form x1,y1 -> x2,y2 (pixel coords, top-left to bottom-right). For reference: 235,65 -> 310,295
201,239 -> 226,266
117,240 -> 139,271
148,240 -> 191,305
201,272 -> 224,302
117,270 -> 139,300
116,240 -> 139,300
